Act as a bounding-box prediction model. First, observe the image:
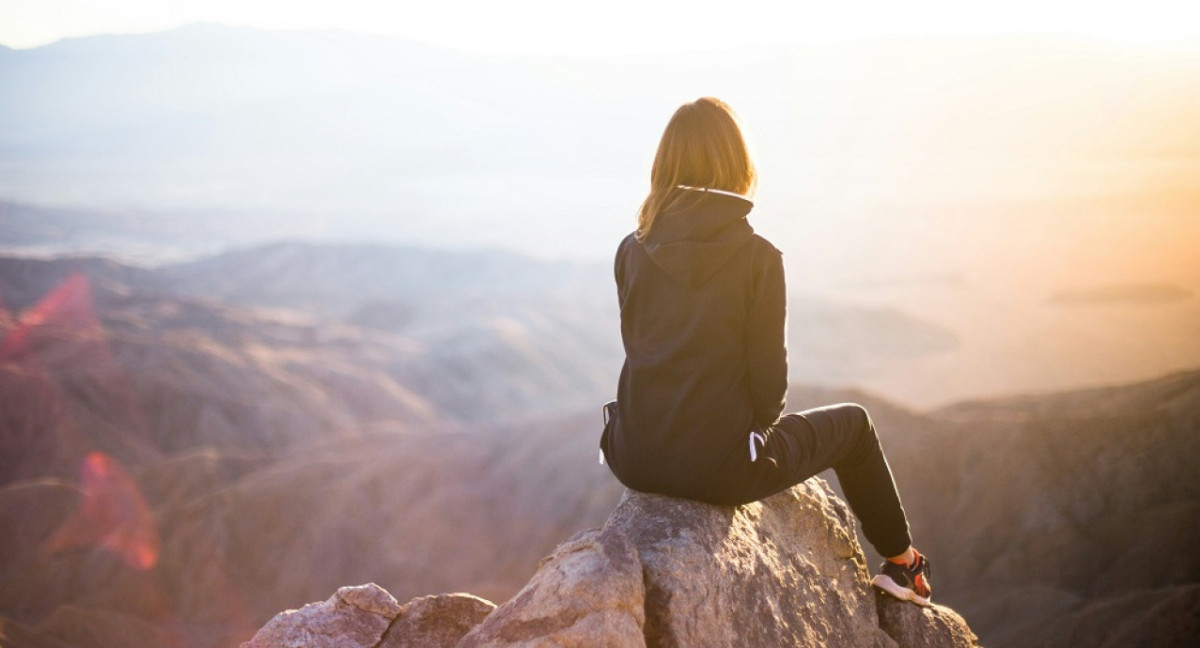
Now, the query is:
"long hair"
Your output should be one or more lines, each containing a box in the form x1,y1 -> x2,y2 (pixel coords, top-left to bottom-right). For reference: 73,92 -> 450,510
635,97 -> 757,241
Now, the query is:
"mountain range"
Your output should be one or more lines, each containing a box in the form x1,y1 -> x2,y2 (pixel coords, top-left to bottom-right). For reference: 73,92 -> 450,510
1,247 -> 1197,648
3,24 -> 1199,411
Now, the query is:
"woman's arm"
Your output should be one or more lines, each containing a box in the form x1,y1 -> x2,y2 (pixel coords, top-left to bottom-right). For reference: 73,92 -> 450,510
745,246 -> 788,427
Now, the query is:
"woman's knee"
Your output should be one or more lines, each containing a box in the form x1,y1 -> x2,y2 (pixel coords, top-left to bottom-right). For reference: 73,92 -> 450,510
833,402 -> 873,433
792,402 -> 880,458
838,402 -> 880,455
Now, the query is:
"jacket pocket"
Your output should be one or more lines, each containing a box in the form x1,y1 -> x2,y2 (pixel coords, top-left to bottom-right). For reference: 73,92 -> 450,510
599,400 -> 617,465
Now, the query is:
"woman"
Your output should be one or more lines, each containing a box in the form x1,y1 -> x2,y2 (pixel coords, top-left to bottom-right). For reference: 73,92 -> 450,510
599,97 -> 932,606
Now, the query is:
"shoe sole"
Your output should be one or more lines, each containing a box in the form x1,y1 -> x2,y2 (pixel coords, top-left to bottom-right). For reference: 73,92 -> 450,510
871,574 -> 932,607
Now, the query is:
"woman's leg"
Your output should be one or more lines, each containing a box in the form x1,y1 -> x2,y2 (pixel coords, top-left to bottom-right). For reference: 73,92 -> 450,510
775,403 -> 913,558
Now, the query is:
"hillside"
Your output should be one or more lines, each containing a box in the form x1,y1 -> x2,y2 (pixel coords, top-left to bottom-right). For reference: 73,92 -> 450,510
802,374 -> 1200,648
0,250 -> 1197,647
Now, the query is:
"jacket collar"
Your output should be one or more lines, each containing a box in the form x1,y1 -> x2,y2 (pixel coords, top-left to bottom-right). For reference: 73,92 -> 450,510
641,189 -> 755,287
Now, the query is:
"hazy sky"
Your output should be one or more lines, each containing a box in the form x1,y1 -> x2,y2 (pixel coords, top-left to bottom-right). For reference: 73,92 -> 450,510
2,0 -> 1199,52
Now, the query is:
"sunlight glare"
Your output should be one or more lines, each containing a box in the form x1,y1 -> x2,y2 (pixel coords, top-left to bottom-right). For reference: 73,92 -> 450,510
1,0 -> 1198,52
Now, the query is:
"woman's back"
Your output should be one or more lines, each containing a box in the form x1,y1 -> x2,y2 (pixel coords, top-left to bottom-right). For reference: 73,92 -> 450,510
604,189 -> 787,500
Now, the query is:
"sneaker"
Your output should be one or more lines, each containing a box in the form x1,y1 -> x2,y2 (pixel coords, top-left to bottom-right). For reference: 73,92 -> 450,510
871,551 -> 932,606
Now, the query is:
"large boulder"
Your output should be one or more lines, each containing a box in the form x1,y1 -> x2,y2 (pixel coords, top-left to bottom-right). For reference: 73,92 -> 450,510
465,479 -> 977,648
604,483 -> 891,648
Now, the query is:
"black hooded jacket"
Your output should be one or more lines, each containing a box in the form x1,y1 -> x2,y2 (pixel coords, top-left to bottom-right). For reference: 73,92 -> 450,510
602,189 -> 788,501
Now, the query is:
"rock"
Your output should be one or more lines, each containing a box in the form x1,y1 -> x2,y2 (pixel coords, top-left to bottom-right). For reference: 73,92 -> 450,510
241,585 -> 496,648
381,593 -> 496,648
877,592 -> 981,648
241,583 -> 402,648
605,481 -> 894,648
455,479 -> 979,648
244,479 -> 982,648
457,528 -> 646,648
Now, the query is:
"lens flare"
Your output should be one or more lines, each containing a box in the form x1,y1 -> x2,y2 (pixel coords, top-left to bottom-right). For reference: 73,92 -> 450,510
0,274 -> 162,570
42,451 -> 161,570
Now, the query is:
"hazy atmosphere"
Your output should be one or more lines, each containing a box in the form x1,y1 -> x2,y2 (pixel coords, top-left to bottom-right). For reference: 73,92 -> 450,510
3,13 -> 1199,404
2,2 -> 1198,648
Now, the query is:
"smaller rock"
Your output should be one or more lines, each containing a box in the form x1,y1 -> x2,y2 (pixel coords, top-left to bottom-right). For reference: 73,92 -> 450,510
875,592 -> 982,648
241,583 -> 401,648
380,593 -> 495,648
457,528 -> 646,648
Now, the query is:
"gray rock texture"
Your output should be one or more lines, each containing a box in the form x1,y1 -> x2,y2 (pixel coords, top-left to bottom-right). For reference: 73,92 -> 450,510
605,483 -> 892,648
245,478 -> 979,648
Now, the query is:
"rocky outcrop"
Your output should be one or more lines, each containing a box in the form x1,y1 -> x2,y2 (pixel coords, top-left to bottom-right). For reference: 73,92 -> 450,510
244,479 -> 979,648
608,484 -> 889,648
241,585 -> 494,648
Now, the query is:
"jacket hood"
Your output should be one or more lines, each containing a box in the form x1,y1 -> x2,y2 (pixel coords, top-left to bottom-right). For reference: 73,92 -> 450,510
642,190 -> 755,287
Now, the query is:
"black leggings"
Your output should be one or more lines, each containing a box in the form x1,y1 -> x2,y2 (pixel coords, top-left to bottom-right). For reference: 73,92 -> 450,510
702,403 -> 913,558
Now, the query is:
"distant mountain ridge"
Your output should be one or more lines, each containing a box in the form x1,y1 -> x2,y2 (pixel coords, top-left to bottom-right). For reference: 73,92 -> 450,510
3,24 -> 1199,258
0,23 -> 637,248
0,243 -> 958,409
164,241 -> 605,322
4,24 -> 1198,411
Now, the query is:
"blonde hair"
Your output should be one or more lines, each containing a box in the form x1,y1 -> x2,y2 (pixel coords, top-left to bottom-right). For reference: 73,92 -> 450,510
635,97 -> 757,241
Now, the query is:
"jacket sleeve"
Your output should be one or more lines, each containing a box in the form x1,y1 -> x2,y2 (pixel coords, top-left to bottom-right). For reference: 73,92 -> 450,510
614,234 -> 632,308
745,247 -> 788,427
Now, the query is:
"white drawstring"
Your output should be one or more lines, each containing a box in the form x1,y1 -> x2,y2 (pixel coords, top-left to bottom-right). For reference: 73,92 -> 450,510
600,401 -> 615,465
676,185 -> 748,199
748,430 -> 766,462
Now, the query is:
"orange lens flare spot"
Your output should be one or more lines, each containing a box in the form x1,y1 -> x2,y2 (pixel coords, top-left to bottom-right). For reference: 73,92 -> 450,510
42,451 -> 161,570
